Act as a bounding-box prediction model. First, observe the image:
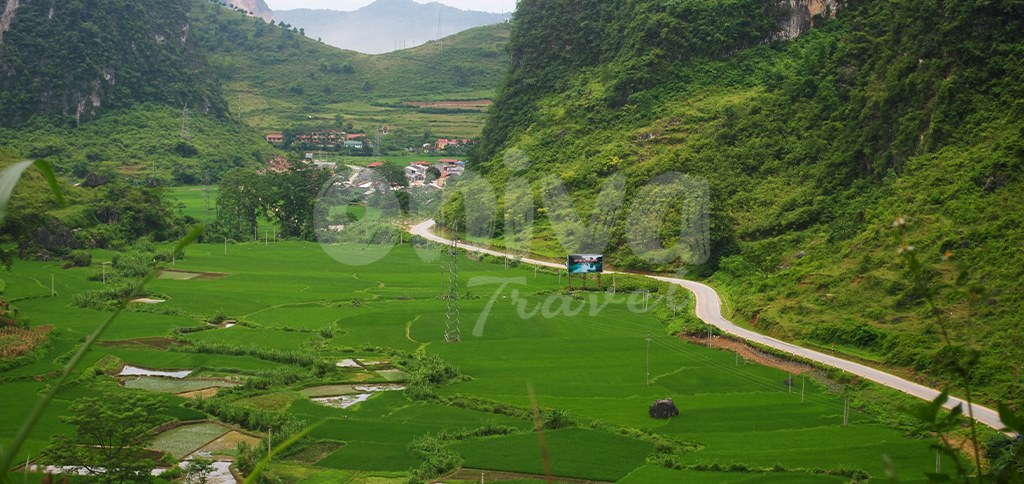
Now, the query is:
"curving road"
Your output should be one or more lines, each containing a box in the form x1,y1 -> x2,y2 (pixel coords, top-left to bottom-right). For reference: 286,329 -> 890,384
409,220 -> 1007,431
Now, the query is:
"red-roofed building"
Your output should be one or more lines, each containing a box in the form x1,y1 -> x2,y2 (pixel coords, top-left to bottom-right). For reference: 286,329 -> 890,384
348,133 -> 366,140
367,162 -> 384,168
265,133 -> 284,144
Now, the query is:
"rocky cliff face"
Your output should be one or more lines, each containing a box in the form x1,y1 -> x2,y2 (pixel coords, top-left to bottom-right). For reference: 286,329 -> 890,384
775,0 -> 841,41
226,0 -> 273,21
0,0 -> 225,127
0,0 -> 21,44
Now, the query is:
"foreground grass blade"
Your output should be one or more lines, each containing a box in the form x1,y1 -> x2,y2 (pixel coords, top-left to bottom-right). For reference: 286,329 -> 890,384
30,160 -> 66,209
527,384 -> 554,483
243,422 -> 321,484
0,226 -> 204,479
0,160 -> 66,223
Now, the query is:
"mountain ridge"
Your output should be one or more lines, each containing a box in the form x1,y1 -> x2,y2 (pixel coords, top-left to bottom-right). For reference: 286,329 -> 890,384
274,0 -> 510,54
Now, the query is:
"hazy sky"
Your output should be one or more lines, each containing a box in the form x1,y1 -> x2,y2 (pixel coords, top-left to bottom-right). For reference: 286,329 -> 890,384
264,0 -> 517,13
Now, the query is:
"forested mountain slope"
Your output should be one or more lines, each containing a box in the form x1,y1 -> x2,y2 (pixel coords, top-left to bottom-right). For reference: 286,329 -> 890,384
0,0 -> 225,126
470,0 -> 1024,406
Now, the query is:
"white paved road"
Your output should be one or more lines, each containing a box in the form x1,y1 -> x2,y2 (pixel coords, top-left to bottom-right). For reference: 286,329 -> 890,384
409,220 -> 1007,431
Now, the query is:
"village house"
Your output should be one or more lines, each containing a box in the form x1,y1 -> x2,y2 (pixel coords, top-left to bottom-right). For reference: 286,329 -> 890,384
265,133 -> 284,144
293,129 -> 347,147
266,156 -> 291,173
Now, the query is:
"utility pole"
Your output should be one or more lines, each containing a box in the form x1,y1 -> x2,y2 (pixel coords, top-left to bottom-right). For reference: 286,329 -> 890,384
643,291 -> 649,311
801,377 -> 805,402
50,274 -> 55,297
645,333 -> 652,386
707,327 -> 712,348
843,397 -> 850,426
180,104 -> 191,141
224,236 -> 228,255
788,373 -> 792,394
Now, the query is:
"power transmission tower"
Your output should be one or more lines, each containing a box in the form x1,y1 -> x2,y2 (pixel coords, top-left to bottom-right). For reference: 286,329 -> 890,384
373,126 -> 382,157
437,13 -> 443,54
180,104 -> 191,141
443,235 -> 462,343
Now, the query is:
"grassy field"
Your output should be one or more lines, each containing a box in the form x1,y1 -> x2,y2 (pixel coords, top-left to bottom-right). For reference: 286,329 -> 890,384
0,239 -> 963,481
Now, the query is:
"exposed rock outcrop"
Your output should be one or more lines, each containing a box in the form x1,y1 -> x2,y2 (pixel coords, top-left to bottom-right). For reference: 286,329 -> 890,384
775,0 -> 841,41
0,0 -> 20,44
226,0 -> 273,21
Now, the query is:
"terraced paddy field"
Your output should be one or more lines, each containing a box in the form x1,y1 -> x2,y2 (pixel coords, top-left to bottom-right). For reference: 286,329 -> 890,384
0,241 -> 964,481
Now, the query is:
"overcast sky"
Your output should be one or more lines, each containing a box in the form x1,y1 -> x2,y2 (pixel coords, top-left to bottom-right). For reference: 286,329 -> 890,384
264,0 -> 517,13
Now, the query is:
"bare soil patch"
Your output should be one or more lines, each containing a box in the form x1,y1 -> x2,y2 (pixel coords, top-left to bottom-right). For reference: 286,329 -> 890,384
402,99 -> 492,110
177,387 -> 222,399
681,334 -> 813,376
0,325 -> 51,359
197,430 -> 261,456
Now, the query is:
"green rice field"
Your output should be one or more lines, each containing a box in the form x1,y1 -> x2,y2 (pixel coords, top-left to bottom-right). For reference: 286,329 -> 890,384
0,239 -> 963,481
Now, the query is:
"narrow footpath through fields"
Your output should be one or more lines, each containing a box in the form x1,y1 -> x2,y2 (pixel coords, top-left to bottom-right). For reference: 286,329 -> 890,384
408,220 -> 1006,431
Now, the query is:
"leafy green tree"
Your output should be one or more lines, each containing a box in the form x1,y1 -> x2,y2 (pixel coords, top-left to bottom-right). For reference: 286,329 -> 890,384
373,163 -> 409,188
215,168 -> 266,240
265,162 -> 331,239
41,394 -> 164,483
184,456 -> 215,484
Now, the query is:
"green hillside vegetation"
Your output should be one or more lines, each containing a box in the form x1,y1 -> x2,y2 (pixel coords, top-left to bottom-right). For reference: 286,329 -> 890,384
0,0 -> 225,126
0,151 -> 194,262
190,0 -> 510,136
468,0 -> 1024,406
0,104 -> 276,184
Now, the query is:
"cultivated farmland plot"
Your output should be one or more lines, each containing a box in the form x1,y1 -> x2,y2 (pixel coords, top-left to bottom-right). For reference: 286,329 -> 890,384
0,241 -> 960,481
149,422 -> 229,459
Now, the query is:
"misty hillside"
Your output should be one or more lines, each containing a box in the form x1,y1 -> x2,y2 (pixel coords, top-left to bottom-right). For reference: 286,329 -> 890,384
274,0 -> 510,54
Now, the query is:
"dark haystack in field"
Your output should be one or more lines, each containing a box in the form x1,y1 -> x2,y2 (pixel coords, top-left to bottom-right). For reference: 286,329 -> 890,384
649,398 -> 679,419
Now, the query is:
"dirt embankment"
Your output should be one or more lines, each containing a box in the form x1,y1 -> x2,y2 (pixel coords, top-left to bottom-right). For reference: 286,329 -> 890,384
682,334 -> 813,375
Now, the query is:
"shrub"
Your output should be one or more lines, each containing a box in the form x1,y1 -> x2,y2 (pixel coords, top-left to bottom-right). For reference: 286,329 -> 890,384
64,250 -> 93,268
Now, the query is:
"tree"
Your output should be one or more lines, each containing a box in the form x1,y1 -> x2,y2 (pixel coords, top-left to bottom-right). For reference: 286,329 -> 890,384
184,456 -> 216,484
215,168 -> 266,240
42,394 -> 164,483
265,162 -> 331,239
372,163 -> 408,188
